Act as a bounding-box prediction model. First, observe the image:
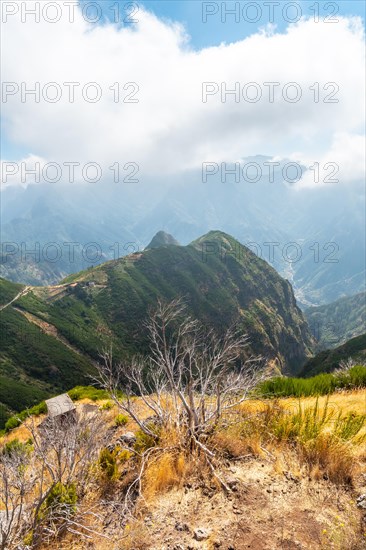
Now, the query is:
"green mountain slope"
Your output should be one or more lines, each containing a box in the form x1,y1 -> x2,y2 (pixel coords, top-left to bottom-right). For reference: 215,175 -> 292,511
61,230 -> 313,368
305,292 -> 366,350
300,333 -> 366,377
0,231 -> 315,426
0,279 -> 96,426
0,277 -> 24,305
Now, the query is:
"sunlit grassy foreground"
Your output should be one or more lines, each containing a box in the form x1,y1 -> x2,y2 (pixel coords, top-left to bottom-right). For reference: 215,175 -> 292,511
1,388 -> 365,549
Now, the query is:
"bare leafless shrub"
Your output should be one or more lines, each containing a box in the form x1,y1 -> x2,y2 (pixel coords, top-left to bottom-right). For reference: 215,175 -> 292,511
96,299 -> 271,493
0,409 -> 111,549
27,410 -> 108,546
334,357 -> 356,375
0,441 -> 34,550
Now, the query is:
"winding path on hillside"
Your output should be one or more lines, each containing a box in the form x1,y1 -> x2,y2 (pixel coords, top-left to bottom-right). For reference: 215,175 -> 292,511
0,286 -> 31,311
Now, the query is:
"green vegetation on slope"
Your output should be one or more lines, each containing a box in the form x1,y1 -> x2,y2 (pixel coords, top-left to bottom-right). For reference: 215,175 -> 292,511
299,333 -> 366,377
259,365 -> 366,398
0,231 -> 316,427
58,231 -> 314,371
305,291 -> 366,350
0,277 -> 24,305
145,230 -> 180,249
0,286 -> 97,427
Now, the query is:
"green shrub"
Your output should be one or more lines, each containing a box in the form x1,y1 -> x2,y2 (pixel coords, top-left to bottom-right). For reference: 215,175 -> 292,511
100,401 -> 114,410
38,482 -> 77,521
28,401 -> 47,415
68,386 -> 110,402
333,411 -> 366,441
4,401 -> 47,432
1,438 -> 32,456
4,415 -> 23,432
134,429 -> 157,453
115,413 -> 128,427
258,365 -> 366,398
267,398 -> 332,443
99,448 -> 118,480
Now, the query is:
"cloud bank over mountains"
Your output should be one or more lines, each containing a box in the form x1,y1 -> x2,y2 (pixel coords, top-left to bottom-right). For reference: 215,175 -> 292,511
1,2 -> 365,187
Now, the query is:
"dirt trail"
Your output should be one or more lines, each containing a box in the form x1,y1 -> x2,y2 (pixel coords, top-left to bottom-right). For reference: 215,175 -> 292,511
0,286 -> 31,311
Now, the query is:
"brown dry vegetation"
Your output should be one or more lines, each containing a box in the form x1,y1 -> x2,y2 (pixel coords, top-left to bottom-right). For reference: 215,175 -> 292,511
1,390 -> 365,550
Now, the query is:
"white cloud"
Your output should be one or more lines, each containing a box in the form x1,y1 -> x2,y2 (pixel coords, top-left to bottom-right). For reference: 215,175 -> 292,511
294,132 -> 365,189
0,155 -> 47,189
1,2 -> 365,186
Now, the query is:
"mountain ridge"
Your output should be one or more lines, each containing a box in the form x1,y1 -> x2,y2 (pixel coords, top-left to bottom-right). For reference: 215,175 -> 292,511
2,173 -> 364,304
0,230 -> 315,426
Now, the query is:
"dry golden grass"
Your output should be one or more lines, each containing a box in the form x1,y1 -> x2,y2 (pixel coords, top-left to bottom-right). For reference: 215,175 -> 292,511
212,426 -> 263,458
143,451 -> 187,499
2,389 -> 365,550
282,389 -> 366,415
214,392 -> 366,486
118,521 -> 152,550
239,388 -> 366,416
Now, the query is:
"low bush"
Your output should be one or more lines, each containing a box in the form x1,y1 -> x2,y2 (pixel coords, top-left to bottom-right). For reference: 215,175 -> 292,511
1,438 -> 33,456
115,413 -> 128,427
134,429 -> 157,453
4,401 -> 47,432
69,385 -> 125,402
37,482 -> 77,522
99,448 -> 118,480
258,365 -> 366,398
68,386 -> 110,401
100,401 -> 114,410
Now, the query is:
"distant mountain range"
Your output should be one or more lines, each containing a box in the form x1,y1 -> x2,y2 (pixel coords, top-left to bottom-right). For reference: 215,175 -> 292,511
1,157 -> 364,306
0,230 -> 315,426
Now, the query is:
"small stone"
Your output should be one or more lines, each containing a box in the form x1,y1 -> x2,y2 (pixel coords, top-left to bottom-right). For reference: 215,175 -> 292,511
357,494 -> 366,509
119,432 -> 136,445
194,527 -> 211,541
175,521 -> 189,532
226,477 -> 239,491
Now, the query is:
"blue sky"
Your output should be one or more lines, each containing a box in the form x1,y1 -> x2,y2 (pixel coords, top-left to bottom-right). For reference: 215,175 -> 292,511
85,0 -> 365,48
